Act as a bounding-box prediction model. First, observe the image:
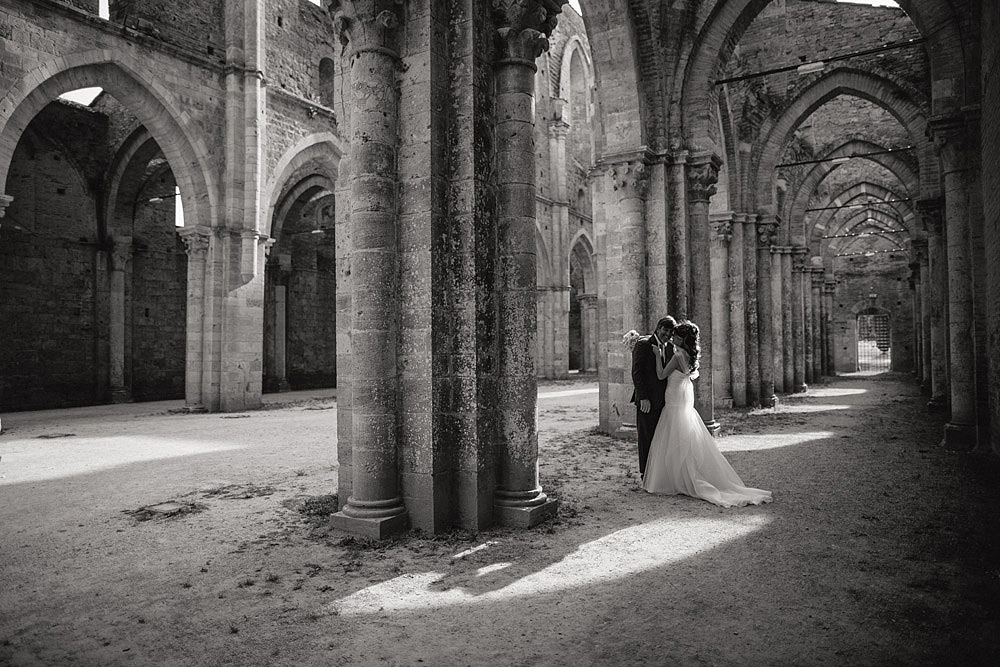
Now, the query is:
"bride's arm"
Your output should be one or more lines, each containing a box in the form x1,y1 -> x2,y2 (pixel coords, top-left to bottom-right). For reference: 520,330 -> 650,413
656,348 -> 681,380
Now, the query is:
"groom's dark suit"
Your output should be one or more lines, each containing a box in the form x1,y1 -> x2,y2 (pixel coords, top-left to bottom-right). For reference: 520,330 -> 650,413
630,334 -> 673,477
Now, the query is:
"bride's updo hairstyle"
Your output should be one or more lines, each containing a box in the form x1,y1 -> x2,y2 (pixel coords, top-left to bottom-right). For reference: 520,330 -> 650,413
673,320 -> 701,373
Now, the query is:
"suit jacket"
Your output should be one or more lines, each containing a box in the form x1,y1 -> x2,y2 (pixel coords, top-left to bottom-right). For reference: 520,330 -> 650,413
630,334 -> 673,410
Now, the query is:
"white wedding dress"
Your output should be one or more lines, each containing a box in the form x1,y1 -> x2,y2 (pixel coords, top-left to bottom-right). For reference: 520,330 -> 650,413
643,369 -> 773,507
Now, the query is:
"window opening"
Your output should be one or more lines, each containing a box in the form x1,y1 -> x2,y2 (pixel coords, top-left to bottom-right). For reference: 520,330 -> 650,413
856,312 -> 891,373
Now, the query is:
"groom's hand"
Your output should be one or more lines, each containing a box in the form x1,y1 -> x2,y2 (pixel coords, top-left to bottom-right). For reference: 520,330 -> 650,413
640,399 -> 651,413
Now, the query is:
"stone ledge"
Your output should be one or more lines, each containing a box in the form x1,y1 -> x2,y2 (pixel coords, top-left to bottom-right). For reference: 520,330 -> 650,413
330,511 -> 409,540
495,497 -> 559,529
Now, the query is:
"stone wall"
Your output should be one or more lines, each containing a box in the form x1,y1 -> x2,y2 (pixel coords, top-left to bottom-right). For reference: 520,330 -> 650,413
982,0 -> 1000,453
829,253 -> 913,374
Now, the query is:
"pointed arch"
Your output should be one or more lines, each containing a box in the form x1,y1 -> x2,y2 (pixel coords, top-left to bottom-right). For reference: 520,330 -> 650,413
0,51 -> 217,230
749,67 -> 931,235
264,133 -> 344,238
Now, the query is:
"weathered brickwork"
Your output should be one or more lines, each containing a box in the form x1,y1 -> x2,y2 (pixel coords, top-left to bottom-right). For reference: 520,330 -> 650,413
984,0 -> 1000,453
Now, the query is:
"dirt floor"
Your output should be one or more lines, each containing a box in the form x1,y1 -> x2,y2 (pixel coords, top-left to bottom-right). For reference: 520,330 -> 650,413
1,372 -> 998,667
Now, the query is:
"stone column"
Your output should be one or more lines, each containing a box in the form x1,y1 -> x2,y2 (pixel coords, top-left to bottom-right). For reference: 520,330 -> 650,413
824,279 -> 837,376
728,214 -> 746,406
579,293 -> 598,372
668,151 -> 689,317
548,119 -> 571,378
918,198 -> 949,410
929,115 -> 976,448
757,218 -> 779,406
743,214 -> 760,406
913,238 -> 932,394
609,159 -> 650,333
710,214 -> 733,408
792,247 -> 808,392
108,242 -> 133,403
178,227 -> 211,412
803,265 -> 814,386
686,153 -> 722,433
810,268 -> 824,383
771,247 -> 785,393
907,249 -> 924,386
781,248 -> 795,392
331,0 -> 408,537
491,0 -> 564,527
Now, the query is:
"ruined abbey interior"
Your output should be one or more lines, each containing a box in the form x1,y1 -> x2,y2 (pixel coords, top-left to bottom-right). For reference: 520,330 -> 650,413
1,0 -> 996,536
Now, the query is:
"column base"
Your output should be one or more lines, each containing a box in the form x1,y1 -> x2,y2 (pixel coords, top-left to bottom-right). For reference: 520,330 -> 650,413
762,394 -> 778,408
495,497 -> 559,529
330,510 -> 409,539
927,395 -> 948,412
614,423 -> 637,441
703,420 -> 721,437
941,422 -> 975,451
183,404 -> 207,414
795,383 -> 808,393
110,388 -> 132,404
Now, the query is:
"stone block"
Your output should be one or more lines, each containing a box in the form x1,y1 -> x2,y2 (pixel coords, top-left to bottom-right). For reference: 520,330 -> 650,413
495,497 -> 559,529
330,511 -> 409,540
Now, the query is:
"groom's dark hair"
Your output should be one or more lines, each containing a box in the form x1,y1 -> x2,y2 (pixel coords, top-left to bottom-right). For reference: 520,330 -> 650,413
656,316 -> 677,331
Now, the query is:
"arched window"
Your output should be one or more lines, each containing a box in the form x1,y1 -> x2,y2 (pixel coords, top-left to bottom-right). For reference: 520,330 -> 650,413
319,58 -> 336,108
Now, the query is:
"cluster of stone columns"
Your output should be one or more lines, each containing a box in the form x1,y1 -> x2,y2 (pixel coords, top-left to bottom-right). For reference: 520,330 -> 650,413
327,0 -> 564,537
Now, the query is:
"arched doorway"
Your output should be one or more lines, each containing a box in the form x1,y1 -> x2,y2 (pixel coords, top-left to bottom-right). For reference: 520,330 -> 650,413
856,307 -> 892,373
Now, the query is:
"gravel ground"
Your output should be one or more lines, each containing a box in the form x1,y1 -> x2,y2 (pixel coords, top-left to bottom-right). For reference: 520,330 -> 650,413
0,372 -> 998,666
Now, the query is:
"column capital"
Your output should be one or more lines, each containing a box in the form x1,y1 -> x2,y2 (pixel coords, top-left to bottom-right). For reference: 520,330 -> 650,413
756,216 -> 780,247
111,242 -> 133,271
548,118 -> 570,138
331,0 -> 402,57
608,159 -> 649,197
791,247 -> 810,271
909,237 -> 928,255
493,0 -> 566,65
916,197 -> 944,236
710,218 -> 733,244
927,113 -> 970,170
178,226 -> 212,258
685,152 -> 722,203
0,194 -> 12,218
824,279 -> 837,293
809,267 -> 826,286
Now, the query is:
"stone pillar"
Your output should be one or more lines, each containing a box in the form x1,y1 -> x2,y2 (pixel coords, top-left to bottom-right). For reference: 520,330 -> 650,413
929,115 -> 976,448
771,247 -> 785,393
710,214 -> 733,408
792,247 -> 808,392
743,214 -> 760,407
548,119 -> 571,378
686,153 -> 722,433
803,264 -> 815,386
918,244 -> 931,393
918,198 -> 949,410
331,0 -> 408,537
669,151 -> 689,317
781,248 -> 795,392
823,279 -> 837,376
907,247 -> 925,387
109,243 -> 133,403
757,218 -> 779,406
178,227 -> 211,412
810,268 -> 824,383
491,0 -> 564,527
579,293 -> 598,372
609,159 -> 650,333
728,214 -> 746,407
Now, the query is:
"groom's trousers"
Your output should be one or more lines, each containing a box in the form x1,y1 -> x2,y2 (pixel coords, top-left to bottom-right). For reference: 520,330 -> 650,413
636,405 -> 663,477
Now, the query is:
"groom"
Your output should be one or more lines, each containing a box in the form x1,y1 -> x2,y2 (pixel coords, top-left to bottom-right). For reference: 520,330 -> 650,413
630,316 -> 677,478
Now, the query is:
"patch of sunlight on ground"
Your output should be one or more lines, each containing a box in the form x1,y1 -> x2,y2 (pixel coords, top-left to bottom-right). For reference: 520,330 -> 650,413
0,436 -> 244,485
329,515 -> 770,615
538,388 -> 599,399
777,404 -> 853,413
721,432 -> 836,452
807,387 -> 868,397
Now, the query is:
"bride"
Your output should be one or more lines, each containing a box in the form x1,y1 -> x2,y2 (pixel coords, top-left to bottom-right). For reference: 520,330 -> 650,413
642,320 -> 773,507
